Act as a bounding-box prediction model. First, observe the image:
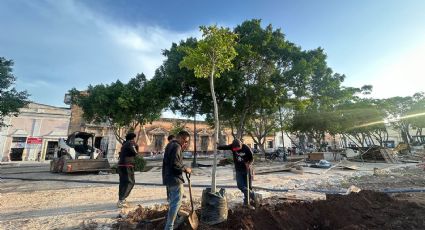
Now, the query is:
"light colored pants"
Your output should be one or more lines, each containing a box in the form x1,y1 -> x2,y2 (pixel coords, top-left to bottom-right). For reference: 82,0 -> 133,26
164,184 -> 183,230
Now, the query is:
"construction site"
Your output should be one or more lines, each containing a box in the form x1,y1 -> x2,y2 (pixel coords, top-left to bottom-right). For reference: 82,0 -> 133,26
1,146 -> 425,230
1,1 -> 425,230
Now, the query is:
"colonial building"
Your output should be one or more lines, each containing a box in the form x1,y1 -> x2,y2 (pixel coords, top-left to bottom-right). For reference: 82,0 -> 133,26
0,103 -> 70,162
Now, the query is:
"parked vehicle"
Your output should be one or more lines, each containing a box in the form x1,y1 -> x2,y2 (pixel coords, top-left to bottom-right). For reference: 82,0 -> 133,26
265,147 -> 287,161
183,151 -> 193,159
50,132 -> 110,173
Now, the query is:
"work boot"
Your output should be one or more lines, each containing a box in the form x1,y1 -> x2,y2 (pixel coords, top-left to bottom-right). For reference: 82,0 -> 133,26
117,200 -> 129,208
251,192 -> 260,207
173,211 -> 189,229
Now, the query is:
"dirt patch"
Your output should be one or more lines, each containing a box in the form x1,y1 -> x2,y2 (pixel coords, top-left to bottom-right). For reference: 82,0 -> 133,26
348,167 -> 425,191
116,190 -> 425,230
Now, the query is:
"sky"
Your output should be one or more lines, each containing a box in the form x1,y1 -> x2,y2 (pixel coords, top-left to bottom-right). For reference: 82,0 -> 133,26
1,0 -> 425,115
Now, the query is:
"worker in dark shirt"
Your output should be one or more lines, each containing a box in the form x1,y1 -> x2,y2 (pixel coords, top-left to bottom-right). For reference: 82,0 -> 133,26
117,132 -> 139,208
162,130 -> 192,230
218,139 -> 257,206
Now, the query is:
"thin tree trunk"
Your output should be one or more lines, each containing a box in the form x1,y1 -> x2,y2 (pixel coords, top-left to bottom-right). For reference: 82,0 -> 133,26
279,107 -> 285,147
209,66 -> 219,194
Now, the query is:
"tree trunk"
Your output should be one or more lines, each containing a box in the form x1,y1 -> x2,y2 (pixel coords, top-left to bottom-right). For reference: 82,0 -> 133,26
192,114 -> 198,167
279,107 -> 285,147
209,67 -> 219,194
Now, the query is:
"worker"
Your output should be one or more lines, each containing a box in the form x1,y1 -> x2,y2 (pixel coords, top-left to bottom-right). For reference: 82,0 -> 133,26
218,139 -> 258,206
165,134 -> 176,201
167,134 -> 175,142
117,132 -> 139,208
162,130 -> 192,230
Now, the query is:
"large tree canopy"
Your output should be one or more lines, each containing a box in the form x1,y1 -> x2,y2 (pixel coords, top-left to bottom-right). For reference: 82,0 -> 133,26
0,57 -> 29,127
70,73 -> 168,143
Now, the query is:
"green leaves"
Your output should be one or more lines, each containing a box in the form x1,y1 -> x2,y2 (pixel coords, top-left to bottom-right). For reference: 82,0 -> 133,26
70,73 -> 167,143
0,57 -> 30,127
179,25 -> 238,79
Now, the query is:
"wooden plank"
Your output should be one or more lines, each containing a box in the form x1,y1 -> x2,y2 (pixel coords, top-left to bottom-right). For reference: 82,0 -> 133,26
254,160 -> 304,175
308,152 -> 324,161
62,159 -> 110,172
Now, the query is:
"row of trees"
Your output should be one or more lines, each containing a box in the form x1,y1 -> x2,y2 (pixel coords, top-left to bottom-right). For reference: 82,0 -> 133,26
71,19 -> 425,154
289,93 -> 425,150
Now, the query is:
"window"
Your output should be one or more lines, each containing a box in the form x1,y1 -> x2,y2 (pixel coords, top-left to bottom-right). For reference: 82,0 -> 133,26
12,137 -> 27,142
267,140 -> 273,149
201,136 -> 209,151
154,134 -> 164,151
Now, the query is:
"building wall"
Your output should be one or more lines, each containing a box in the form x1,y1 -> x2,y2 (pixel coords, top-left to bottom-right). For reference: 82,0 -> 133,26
0,103 -> 71,162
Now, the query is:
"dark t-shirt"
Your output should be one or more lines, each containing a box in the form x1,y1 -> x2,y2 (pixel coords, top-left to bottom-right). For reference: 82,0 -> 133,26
218,143 -> 253,172
118,140 -> 138,166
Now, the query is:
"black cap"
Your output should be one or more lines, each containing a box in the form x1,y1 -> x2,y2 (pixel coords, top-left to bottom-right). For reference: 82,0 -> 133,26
231,139 -> 242,148
125,132 -> 136,141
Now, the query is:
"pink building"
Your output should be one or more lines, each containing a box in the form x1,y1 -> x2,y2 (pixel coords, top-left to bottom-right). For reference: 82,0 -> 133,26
0,103 -> 70,162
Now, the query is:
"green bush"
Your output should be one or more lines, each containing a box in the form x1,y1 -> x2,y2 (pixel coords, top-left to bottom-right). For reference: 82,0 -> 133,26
110,164 -> 118,174
134,155 -> 146,172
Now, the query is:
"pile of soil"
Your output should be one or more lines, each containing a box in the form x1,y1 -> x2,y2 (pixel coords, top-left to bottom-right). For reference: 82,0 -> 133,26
115,190 -> 425,230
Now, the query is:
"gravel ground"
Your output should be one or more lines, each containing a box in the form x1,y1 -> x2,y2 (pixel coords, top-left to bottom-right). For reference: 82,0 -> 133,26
1,160 -> 423,229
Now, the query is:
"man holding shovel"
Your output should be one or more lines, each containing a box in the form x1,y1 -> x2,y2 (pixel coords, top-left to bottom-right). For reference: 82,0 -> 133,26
218,139 -> 258,206
162,130 -> 192,230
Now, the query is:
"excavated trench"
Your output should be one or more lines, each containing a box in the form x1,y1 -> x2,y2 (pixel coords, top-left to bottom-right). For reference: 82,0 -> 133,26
114,190 -> 425,230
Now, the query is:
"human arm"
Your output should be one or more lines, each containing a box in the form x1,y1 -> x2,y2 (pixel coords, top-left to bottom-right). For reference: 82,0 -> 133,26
243,144 -> 254,168
217,144 -> 232,151
171,144 -> 191,173
130,145 -> 138,156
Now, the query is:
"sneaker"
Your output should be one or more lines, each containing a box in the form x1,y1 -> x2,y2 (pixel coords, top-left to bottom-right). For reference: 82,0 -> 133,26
117,200 -> 129,208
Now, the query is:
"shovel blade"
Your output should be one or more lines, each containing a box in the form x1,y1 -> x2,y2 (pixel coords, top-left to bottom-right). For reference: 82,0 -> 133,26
187,212 -> 199,230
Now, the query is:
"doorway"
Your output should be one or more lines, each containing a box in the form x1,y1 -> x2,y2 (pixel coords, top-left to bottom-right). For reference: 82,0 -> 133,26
45,141 -> 58,160
10,148 -> 24,161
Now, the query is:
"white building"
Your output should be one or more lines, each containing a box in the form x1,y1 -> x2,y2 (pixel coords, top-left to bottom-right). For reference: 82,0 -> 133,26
0,103 -> 71,162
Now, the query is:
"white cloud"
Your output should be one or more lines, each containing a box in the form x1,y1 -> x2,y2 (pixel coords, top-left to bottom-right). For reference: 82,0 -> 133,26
0,0 -> 199,106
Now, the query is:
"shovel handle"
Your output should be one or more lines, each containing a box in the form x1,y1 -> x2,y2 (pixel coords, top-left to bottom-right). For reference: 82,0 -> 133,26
185,172 -> 195,213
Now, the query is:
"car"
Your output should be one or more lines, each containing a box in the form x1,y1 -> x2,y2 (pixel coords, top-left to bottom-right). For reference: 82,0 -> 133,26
251,148 -> 260,154
183,151 -> 193,159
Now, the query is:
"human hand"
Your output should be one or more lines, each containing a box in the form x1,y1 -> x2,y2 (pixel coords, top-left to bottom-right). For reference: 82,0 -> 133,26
185,167 -> 192,174
245,162 -> 251,170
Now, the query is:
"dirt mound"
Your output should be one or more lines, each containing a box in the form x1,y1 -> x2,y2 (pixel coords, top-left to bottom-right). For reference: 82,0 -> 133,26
115,191 -> 425,230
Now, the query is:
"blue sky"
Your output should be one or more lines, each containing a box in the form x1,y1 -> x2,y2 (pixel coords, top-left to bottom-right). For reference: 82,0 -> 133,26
1,0 -> 425,112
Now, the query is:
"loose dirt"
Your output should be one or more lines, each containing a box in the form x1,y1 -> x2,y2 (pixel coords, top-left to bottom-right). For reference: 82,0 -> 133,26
117,190 -> 425,230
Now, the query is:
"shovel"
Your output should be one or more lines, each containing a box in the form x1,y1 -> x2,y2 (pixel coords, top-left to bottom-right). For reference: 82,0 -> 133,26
245,165 -> 255,210
184,172 -> 199,230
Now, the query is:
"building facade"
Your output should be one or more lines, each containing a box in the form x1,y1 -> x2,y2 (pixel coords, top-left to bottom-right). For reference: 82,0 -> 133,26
0,103 -> 71,162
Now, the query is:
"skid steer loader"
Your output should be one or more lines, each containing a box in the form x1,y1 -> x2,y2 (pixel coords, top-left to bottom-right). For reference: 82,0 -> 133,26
50,132 -> 110,173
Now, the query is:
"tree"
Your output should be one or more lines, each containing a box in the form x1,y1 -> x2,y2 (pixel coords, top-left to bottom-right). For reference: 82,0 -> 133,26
382,96 -> 415,145
179,25 -> 238,193
230,20 -> 291,146
405,92 -> 425,145
285,47 -> 370,150
70,74 -> 166,143
336,99 -> 388,147
0,57 -> 29,127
